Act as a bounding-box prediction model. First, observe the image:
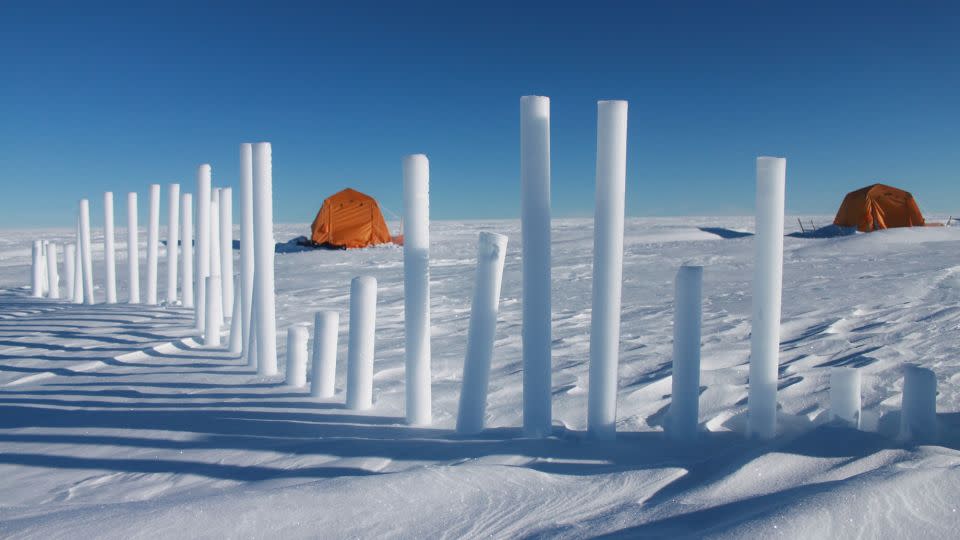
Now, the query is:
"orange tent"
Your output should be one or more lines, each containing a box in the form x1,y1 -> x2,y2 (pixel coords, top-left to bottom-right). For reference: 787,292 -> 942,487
310,188 -> 394,248
833,184 -> 925,232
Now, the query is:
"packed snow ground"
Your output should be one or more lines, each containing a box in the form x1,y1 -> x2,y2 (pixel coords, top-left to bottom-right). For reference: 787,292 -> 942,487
1,217 -> 959,538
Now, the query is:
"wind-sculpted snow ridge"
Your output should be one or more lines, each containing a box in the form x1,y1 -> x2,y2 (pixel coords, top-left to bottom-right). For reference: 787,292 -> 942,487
0,217 -> 959,538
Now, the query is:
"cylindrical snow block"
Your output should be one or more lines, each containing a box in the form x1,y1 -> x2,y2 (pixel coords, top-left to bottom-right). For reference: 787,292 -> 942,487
210,189 -> 222,280
520,95 -> 553,438
286,325 -> 309,387
668,265 -> 703,442
180,193 -> 194,309
46,243 -> 60,299
79,199 -> 95,305
40,242 -> 48,296
402,154 -> 432,426
346,276 -> 377,410
219,187 -> 234,319
311,311 -> 339,399
900,365 -> 937,442
204,275 -> 222,347
456,232 -> 509,435
747,156 -> 786,440
64,244 -> 76,300
127,192 -> 140,304
195,164 -> 212,330
103,192 -> 117,303
587,100 -> 629,440
253,143 -> 278,376
146,184 -> 161,305
228,275 -> 242,354
166,183 -> 180,304
31,241 -> 43,297
246,292 -> 258,369
73,219 -> 84,304
830,367 -> 861,428
239,143 -> 256,362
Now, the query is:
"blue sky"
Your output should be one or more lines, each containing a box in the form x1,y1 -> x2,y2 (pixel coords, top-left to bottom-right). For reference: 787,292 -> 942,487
1,0 -> 958,227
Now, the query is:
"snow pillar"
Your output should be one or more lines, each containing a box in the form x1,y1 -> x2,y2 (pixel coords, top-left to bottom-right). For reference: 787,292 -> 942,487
195,164 -> 212,330
31,241 -> 43,298
126,192 -> 140,304
103,192 -> 117,303
180,193 -> 194,308
520,95 -> 553,437
286,325 -> 309,387
204,275 -> 222,347
72,220 -> 83,304
228,276 -> 243,354
253,143 -> 278,376
747,156 -> 786,440
166,183 -> 180,304
210,189 -> 222,282
40,242 -> 48,296
900,365 -> 937,442
45,243 -> 60,299
668,265 -> 703,442
79,199 -> 95,305
219,187 -> 234,318
311,311 -> 339,399
402,153 -> 432,426
456,232 -> 509,435
146,184 -> 161,305
64,244 -> 76,300
829,367 -> 861,428
586,99 -> 629,440
239,143 -> 255,362
346,276 -> 377,410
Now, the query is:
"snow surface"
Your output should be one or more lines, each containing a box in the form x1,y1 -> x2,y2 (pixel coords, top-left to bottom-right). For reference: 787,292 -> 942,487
1,217 -> 959,538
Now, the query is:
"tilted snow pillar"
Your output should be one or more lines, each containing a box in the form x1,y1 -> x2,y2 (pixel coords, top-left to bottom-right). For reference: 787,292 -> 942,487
146,184 -> 161,305
79,199 -> 95,305
239,143 -> 255,362
830,367 -> 861,428
219,187 -> 234,318
204,275 -> 222,347
195,164 -> 212,330
166,183 -> 180,304
180,193 -> 194,308
31,241 -> 43,298
456,232 -> 509,435
587,99 -> 629,440
103,192 -> 117,303
520,95 -> 553,437
46,243 -> 60,299
900,365 -> 937,442
252,143 -> 278,376
64,244 -> 76,300
402,153 -> 432,426
311,311 -> 339,399
668,265 -> 703,442
286,325 -> 309,388
346,276 -> 377,410
127,192 -> 140,304
748,156 -> 786,440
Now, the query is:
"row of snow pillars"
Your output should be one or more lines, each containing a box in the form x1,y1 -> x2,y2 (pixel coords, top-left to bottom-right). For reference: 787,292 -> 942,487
347,276 -> 377,410
286,325 -> 309,387
311,311 -> 339,398
901,365 -> 938,442
103,192 -> 117,303
127,192 -> 140,303
586,100 -> 630,440
195,164 -> 212,331
167,183 -> 180,304
253,143 -> 279,376
521,95 -> 553,438
668,265 -> 704,442
181,193 -> 194,308
455,232 -> 509,434
747,157 -> 787,440
146,184 -> 161,305
239,143 -> 256,366
403,154 -> 432,426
